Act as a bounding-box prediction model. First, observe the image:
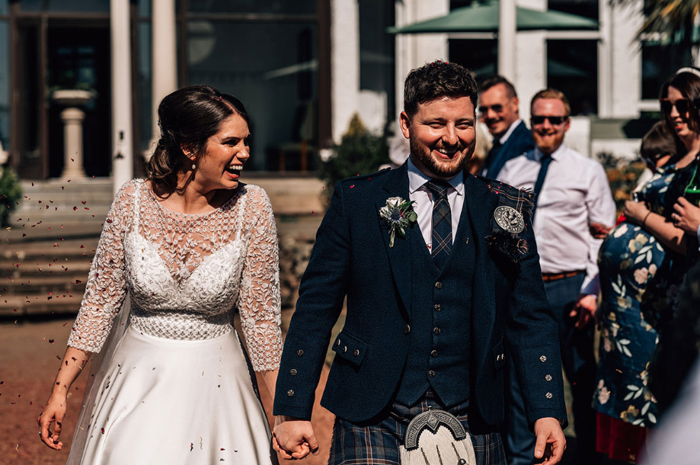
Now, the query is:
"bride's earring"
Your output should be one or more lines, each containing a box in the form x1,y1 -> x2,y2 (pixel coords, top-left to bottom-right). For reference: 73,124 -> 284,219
191,162 -> 196,170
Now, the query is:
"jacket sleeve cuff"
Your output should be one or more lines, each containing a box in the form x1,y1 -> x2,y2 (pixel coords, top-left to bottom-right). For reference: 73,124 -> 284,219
272,403 -> 313,421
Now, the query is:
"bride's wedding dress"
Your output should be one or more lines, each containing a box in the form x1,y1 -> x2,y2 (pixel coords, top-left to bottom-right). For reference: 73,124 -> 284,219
66,179 -> 282,464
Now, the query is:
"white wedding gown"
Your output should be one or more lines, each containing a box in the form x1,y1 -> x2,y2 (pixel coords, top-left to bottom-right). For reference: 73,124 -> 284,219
65,179 -> 282,465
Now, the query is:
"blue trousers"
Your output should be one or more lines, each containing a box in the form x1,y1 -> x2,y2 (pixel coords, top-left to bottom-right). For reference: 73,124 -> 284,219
504,273 -> 598,465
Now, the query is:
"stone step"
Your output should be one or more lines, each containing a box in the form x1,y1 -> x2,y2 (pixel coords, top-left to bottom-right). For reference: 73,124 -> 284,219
0,293 -> 84,317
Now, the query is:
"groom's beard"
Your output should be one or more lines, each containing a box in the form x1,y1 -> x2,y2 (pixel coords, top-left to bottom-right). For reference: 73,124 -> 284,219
409,134 -> 473,178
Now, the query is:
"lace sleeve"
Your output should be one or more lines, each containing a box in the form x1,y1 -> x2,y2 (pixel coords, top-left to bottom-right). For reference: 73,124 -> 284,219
67,181 -> 135,353
237,186 -> 283,372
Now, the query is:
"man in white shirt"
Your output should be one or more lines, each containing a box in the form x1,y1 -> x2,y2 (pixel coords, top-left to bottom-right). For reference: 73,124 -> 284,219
497,89 -> 616,465
479,76 -> 534,180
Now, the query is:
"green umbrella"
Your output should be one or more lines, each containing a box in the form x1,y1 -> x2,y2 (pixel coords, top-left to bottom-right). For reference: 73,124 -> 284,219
387,0 -> 598,34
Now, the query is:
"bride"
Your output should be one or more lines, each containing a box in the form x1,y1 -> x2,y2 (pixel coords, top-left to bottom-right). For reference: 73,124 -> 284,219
37,85 -> 282,464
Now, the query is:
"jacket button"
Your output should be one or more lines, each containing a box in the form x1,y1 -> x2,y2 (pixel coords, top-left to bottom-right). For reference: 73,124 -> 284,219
353,349 -> 360,357
287,390 -> 295,397
290,369 -> 297,376
297,350 -> 304,357
545,374 -> 552,382
539,355 -> 547,363
433,327 -> 441,335
434,304 -> 441,311
435,282 -> 443,289
496,354 -> 501,362
342,346 -> 348,353
431,350 -> 438,358
405,324 -> 411,334
546,392 -> 553,399
335,339 -> 341,346
428,370 -> 436,378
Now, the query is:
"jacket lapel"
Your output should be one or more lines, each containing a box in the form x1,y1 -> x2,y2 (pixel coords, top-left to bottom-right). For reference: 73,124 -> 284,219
464,174 -> 499,344
376,164 -> 413,315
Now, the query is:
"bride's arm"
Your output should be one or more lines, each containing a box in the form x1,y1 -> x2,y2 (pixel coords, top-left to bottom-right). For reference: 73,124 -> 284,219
236,187 -> 283,398
37,346 -> 90,450
37,181 -> 134,450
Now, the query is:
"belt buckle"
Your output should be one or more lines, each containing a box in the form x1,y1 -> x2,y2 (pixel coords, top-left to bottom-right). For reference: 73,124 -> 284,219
399,409 -> 477,465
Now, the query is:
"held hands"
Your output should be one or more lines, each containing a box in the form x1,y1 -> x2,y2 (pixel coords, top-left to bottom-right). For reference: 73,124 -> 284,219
533,417 -> 566,465
37,393 -> 67,451
569,294 -> 598,329
588,222 -> 612,239
672,197 -> 700,234
272,416 -> 320,460
623,200 -> 650,226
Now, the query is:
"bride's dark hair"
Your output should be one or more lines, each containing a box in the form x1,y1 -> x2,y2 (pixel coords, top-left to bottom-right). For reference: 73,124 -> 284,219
147,84 -> 250,193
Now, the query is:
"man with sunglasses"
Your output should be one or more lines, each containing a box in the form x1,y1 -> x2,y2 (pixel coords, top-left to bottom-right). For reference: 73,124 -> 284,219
497,89 -> 615,465
479,76 -> 534,180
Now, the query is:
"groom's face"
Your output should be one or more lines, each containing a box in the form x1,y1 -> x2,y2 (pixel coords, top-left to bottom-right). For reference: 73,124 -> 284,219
400,96 -> 476,180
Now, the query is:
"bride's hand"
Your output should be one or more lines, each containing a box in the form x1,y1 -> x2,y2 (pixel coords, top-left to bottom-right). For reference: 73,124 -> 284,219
37,394 -> 67,451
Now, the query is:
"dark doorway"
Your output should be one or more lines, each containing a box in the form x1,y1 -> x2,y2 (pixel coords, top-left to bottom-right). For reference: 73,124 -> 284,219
47,26 -> 111,177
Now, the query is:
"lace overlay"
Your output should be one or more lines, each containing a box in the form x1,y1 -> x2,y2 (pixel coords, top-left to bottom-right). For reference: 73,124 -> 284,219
67,180 -> 283,371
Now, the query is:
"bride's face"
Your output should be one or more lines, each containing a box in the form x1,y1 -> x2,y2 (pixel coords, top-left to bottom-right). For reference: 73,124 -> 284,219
195,113 -> 251,191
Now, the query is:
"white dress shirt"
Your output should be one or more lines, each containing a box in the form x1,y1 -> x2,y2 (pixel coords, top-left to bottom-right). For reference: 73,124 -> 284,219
497,143 -> 616,295
407,158 -> 465,252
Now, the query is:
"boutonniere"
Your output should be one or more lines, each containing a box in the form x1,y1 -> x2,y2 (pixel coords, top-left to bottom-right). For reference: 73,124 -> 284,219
379,197 -> 417,248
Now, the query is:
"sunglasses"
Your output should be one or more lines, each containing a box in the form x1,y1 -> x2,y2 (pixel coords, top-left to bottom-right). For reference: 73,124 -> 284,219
531,115 -> 568,126
478,104 -> 503,115
660,98 -> 695,114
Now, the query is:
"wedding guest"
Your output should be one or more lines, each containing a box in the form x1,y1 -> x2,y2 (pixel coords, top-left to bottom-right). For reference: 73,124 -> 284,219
479,76 -> 534,180
638,260 -> 700,465
37,85 -> 282,465
497,88 -> 616,465
591,121 -> 680,464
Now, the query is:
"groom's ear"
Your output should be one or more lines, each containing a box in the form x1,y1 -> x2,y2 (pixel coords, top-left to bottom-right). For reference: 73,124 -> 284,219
399,111 -> 412,139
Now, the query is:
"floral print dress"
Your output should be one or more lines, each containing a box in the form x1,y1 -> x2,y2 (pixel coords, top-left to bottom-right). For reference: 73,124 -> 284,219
593,162 -> 694,427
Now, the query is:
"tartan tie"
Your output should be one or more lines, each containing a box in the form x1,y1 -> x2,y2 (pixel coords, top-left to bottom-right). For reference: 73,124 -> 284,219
426,180 -> 452,270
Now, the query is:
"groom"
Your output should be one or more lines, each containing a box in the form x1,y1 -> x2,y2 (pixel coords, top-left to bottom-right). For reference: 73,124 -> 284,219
273,61 -> 567,465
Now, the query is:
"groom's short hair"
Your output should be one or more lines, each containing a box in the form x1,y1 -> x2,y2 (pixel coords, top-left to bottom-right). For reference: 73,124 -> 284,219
404,60 -> 478,117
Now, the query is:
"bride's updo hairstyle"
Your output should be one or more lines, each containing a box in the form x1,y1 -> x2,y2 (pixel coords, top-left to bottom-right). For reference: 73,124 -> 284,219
147,84 -> 250,192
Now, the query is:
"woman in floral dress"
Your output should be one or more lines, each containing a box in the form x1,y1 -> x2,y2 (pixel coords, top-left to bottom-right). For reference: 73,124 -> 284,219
593,71 -> 700,463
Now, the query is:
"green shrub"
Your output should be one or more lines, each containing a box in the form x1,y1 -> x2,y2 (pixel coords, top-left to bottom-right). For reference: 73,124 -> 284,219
0,168 -> 22,226
317,114 -> 390,202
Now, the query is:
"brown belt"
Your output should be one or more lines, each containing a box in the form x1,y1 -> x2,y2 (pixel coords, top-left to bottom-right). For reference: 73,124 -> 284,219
541,270 -> 585,282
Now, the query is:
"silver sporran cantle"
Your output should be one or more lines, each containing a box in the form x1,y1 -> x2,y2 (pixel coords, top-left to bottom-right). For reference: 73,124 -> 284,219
398,409 -> 477,465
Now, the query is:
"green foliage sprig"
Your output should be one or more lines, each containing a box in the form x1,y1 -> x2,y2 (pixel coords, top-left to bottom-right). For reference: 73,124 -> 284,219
0,168 -> 22,227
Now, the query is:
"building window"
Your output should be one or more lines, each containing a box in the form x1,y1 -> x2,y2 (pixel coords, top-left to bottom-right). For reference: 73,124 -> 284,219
641,37 -> 693,100
449,39 -> 498,79
359,0 -> 395,134
547,40 -> 597,115
548,0 -> 598,21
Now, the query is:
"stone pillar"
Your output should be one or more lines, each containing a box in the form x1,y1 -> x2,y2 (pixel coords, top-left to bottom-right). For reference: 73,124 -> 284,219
146,0 -> 178,160
498,0 -> 517,81
60,108 -> 87,179
111,0 -> 133,194
331,0 -> 360,142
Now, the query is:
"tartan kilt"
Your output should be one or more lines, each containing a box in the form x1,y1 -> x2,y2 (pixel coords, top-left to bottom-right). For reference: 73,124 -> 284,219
329,392 -> 506,465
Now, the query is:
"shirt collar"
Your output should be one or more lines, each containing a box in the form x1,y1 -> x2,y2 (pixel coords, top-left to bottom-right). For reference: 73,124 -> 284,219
534,142 -> 568,162
498,119 -> 524,145
407,157 -> 465,196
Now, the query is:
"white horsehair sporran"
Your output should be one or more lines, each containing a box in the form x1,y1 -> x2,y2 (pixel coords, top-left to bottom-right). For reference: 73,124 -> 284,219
399,409 -> 477,465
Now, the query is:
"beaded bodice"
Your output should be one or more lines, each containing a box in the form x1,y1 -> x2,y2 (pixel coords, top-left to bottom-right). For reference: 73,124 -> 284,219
67,180 -> 282,371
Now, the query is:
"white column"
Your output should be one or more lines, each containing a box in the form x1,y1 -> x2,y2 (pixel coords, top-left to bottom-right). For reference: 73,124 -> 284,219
610,0 -> 642,118
598,0 -> 613,118
147,0 -> 178,160
515,30 -> 546,122
110,0 -> 133,194
331,0 -> 360,142
394,0 -> 448,121
60,108 -> 87,179
498,0 -> 517,82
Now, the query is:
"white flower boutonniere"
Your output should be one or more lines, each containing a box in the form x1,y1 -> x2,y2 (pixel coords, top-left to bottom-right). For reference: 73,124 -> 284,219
380,197 -> 417,248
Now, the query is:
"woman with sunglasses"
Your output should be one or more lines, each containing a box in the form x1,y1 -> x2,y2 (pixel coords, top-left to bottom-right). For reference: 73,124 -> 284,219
592,70 -> 700,463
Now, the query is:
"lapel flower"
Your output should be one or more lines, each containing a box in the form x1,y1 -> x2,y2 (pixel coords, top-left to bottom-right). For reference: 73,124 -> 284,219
380,197 -> 417,248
